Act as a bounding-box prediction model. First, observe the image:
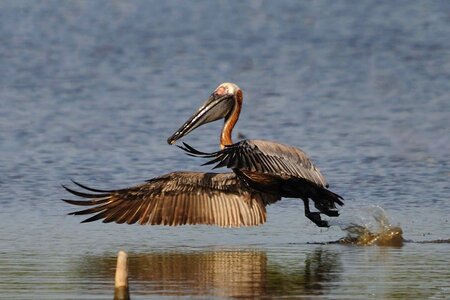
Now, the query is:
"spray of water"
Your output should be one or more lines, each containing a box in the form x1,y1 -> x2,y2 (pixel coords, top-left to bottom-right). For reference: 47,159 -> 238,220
330,205 -> 404,247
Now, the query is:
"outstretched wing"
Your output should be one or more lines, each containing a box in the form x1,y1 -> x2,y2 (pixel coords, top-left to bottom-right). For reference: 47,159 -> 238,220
62,172 -> 280,228
179,139 -> 329,188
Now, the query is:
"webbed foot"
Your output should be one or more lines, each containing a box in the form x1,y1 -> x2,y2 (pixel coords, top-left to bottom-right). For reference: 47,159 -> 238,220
306,212 -> 329,228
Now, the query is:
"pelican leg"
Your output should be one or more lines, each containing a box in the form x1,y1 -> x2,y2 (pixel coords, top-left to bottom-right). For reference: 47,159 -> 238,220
320,209 -> 339,217
302,198 -> 329,227
314,202 -> 339,217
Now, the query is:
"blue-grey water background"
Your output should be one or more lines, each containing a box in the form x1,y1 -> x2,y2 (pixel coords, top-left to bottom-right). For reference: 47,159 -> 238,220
0,1 -> 449,299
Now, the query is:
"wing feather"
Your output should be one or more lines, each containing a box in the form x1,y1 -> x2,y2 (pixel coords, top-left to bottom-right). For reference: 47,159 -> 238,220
180,140 -> 329,188
63,172 -> 281,228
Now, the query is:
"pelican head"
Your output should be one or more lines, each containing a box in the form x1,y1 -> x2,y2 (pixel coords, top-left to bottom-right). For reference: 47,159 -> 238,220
167,82 -> 242,145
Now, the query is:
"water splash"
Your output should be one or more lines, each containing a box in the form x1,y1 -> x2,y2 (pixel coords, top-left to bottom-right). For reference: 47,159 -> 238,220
332,206 -> 404,247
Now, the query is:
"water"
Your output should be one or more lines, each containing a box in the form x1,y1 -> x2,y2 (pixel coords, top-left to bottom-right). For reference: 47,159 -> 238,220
0,1 -> 449,299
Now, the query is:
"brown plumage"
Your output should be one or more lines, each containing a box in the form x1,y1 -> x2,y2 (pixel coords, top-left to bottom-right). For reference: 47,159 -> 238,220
179,139 -> 344,227
181,139 -> 329,187
64,82 -> 344,228
168,82 -> 344,227
63,172 -> 280,227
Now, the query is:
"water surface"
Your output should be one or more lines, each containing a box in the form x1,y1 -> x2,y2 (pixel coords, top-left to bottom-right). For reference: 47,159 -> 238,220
0,1 -> 449,299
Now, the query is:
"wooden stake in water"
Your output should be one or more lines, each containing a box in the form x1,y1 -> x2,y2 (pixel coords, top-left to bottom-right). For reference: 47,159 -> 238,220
114,251 -> 130,300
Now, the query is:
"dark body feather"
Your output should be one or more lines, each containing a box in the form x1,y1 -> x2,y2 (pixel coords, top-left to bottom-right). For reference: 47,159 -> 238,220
179,139 -> 344,222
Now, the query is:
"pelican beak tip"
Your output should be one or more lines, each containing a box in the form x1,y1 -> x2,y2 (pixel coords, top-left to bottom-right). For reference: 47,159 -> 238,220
167,134 -> 180,145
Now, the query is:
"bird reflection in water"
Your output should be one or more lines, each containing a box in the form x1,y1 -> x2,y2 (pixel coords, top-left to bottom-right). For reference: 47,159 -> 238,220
75,248 -> 342,298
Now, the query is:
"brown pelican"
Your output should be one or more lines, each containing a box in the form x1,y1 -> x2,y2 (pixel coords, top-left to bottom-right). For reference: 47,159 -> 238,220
63,83 -> 343,227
